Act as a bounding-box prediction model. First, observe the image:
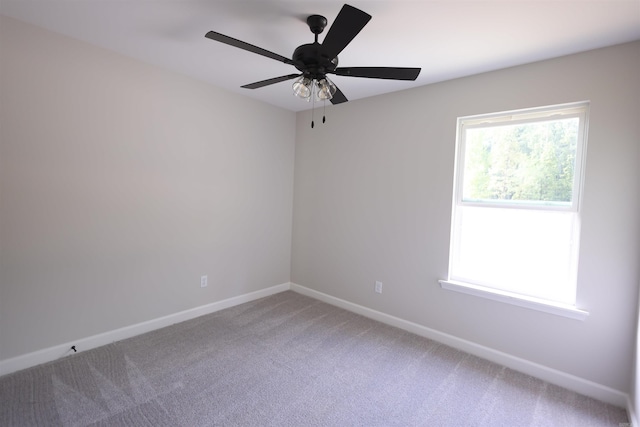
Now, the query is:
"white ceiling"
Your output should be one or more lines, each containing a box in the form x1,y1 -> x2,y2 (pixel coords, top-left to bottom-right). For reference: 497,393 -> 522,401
2,1 -> 639,112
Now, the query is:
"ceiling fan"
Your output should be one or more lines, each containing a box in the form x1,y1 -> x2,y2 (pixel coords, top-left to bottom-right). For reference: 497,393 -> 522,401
205,4 -> 421,106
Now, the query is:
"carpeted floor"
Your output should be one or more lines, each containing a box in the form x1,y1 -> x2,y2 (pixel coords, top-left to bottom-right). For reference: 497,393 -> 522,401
0,291 -> 629,426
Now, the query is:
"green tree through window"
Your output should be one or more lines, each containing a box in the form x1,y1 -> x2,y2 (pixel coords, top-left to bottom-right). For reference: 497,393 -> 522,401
463,118 -> 578,204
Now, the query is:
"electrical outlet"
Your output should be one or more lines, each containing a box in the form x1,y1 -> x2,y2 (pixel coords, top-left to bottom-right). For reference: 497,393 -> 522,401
375,281 -> 383,294
201,275 -> 208,288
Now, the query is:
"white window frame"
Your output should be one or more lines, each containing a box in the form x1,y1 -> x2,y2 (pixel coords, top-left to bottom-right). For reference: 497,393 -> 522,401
440,102 -> 590,320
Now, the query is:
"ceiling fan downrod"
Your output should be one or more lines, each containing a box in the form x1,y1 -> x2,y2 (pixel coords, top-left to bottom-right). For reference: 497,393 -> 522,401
307,14 -> 328,42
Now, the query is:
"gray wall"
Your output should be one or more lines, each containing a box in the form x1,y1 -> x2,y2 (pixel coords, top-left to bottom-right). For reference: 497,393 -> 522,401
292,41 -> 640,393
635,281 -> 640,419
0,16 -> 295,360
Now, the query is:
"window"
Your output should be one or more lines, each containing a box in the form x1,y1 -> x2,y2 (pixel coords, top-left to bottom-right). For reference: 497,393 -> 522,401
441,102 -> 589,318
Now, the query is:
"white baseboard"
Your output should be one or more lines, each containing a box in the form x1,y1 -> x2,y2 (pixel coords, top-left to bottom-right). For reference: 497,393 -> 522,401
0,282 -> 291,377
290,283 -> 630,409
627,395 -> 639,427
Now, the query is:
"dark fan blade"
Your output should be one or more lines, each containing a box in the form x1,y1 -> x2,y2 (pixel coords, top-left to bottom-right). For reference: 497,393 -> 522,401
321,4 -> 371,59
242,74 -> 301,89
205,31 -> 294,65
330,84 -> 348,105
333,67 -> 421,80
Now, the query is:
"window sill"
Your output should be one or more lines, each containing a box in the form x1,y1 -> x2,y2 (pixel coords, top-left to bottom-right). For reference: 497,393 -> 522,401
438,280 -> 589,320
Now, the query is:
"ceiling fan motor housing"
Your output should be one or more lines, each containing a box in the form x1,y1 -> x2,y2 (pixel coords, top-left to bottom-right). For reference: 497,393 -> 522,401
292,43 -> 338,79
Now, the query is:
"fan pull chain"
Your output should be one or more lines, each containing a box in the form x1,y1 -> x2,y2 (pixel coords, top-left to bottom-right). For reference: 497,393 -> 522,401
311,90 -> 316,128
323,101 -> 326,124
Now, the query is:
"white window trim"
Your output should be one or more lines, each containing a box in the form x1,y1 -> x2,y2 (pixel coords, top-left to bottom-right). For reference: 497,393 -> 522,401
442,102 -> 590,320
438,279 -> 589,320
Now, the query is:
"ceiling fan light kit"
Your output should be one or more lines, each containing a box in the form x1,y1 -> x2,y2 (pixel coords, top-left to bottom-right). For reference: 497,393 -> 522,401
292,76 -> 337,102
205,3 -> 421,126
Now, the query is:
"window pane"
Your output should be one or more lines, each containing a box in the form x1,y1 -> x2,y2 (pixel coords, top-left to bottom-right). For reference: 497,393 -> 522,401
463,118 -> 579,205
451,206 -> 578,304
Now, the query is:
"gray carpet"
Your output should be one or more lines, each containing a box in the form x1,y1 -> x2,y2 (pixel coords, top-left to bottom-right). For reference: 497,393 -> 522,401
0,291 -> 629,426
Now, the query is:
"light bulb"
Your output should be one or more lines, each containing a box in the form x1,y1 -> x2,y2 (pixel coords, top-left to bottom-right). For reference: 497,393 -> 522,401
292,77 -> 312,99
317,77 -> 337,101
